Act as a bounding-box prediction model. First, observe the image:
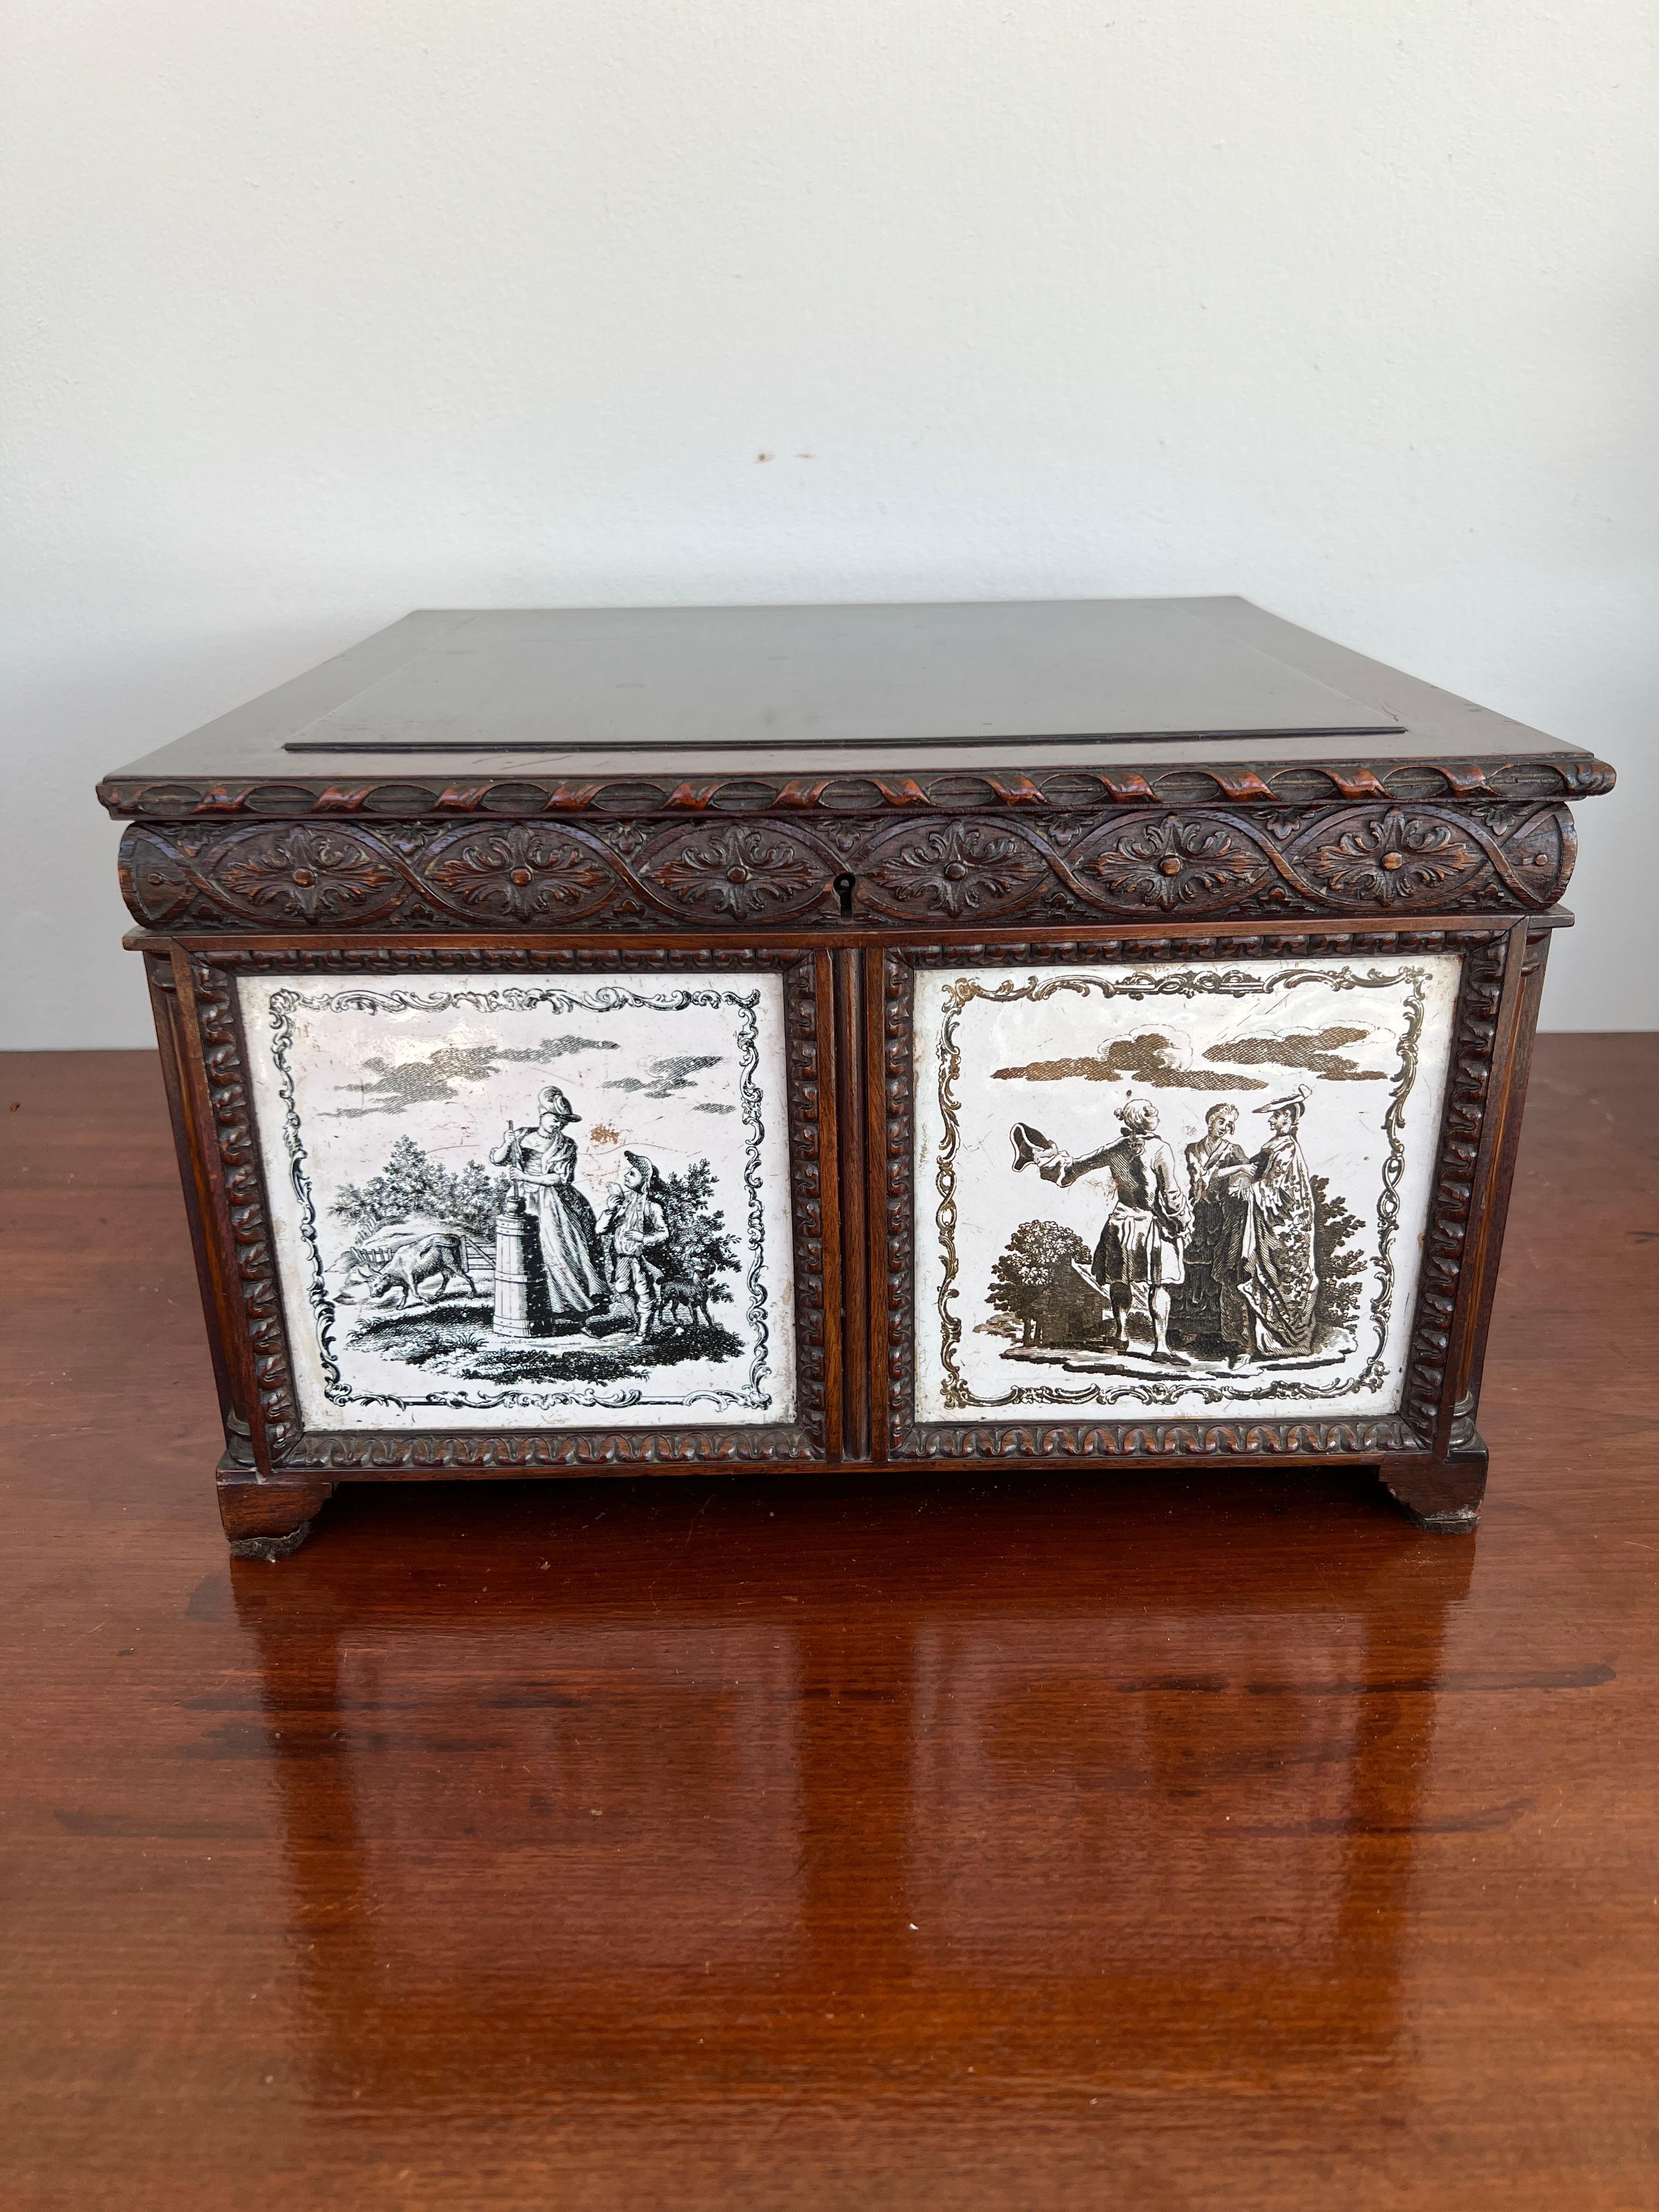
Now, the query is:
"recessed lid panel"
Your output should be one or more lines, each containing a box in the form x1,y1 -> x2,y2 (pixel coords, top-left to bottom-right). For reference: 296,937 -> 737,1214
98,597 -> 1597,805
277,601 -> 1399,759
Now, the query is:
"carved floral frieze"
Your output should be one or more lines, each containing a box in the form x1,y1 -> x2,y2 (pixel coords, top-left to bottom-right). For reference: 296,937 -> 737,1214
1074,814 -> 1271,912
205,827 -> 402,923
121,801 -> 1576,933
1300,810 -> 1480,906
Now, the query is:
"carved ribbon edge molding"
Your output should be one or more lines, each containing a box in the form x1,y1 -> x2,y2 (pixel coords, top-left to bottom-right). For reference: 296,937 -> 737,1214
123,802 -> 1576,931
98,754 -> 1617,821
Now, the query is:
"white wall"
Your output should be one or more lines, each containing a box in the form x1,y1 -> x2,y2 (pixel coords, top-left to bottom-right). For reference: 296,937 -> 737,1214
4,0 -> 1655,1047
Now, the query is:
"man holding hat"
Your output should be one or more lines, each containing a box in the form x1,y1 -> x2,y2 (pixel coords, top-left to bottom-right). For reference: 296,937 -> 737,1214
1012,1094 -> 1193,1364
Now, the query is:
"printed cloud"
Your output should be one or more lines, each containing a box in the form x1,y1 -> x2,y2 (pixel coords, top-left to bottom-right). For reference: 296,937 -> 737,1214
604,1053 -> 725,1101
992,1031 -> 1266,1091
329,1033 -> 618,1117
1203,1025 -> 1383,1082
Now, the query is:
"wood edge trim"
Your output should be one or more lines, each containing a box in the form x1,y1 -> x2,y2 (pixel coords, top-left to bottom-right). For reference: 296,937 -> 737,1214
144,954 -> 238,1435
814,949 -> 845,1463
864,945 -> 894,1464
1443,920 -> 1554,1430
171,950 -> 273,1470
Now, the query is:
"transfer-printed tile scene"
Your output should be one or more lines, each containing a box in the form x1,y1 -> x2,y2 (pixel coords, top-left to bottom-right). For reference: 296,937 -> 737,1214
912,953 -> 1463,1424
240,974 -> 797,1431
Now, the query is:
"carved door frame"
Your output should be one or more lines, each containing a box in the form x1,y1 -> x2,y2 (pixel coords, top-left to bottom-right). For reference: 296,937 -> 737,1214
865,914 -> 1550,1508
155,932 -> 841,1479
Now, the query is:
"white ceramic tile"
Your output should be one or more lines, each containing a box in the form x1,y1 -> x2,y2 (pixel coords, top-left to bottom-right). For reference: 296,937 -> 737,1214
912,951 -> 1462,1424
239,972 -> 797,1431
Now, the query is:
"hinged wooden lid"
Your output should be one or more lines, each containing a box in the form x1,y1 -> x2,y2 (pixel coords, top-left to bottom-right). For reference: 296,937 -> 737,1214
98,597 -> 1614,819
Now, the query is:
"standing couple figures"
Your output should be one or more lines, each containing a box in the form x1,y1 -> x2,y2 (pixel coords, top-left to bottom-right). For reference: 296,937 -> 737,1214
1183,1096 -> 1319,1364
490,1085 -> 670,1335
1011,1087 -> 1320,1367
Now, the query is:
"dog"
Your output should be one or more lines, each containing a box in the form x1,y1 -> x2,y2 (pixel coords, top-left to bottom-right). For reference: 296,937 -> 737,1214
652,1274 -> 713,1332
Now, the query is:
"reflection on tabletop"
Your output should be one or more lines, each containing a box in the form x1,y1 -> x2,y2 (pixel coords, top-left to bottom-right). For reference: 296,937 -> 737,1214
225,1471 -> 1476,2107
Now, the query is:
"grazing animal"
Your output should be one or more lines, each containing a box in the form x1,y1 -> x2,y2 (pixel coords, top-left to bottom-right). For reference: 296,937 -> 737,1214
341,1230 -> 479,1311
652,1274 -> 713,1333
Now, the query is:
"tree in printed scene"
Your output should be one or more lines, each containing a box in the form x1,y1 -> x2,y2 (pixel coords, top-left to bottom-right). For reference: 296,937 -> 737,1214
331,1137 -> 504,1261
986,1219 -> 1103,1348
1310,1173 -> 1366,1344
654,1158 -> 740,1308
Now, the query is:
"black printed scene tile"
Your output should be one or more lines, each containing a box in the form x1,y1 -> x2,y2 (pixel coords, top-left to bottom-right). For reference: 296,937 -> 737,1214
239,974 -> 796,1430
911,951 -> 1463,1423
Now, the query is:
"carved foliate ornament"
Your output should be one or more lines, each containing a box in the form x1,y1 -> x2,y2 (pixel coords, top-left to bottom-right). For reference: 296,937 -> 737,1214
119,802 -> 1578,932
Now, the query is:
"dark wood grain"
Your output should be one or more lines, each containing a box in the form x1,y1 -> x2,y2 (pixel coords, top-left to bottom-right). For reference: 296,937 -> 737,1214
2,1040 -> 1655,2210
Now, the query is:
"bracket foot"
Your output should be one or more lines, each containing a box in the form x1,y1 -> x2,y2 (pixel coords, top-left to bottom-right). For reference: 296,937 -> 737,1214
216,1469 -> 335,1558
1379,1440 -> 1488,1533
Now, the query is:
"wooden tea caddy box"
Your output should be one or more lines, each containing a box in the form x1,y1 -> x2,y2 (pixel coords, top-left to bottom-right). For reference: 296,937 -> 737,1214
99,598 -> 1614,1556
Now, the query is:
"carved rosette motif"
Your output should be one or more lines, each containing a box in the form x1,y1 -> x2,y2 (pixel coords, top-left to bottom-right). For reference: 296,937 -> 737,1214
120,801 -> 1578,932
1071,813 -> 1272,912
421,822 -> 618,922
1298,809 -> 1480,906
210,826 -> 402,923
862,820 -> 1050,919
639,823 -> 832,921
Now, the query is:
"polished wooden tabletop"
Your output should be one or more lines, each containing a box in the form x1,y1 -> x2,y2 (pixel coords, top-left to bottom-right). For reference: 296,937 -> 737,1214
3,1039 -> 1656,2210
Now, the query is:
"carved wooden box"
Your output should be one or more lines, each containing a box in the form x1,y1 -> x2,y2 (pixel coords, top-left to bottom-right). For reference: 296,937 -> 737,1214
99,599 -> 1613,1555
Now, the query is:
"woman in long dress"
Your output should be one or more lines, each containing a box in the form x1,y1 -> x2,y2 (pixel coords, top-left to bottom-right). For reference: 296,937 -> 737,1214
490,1085 -> 608,1322
1178,1102 -> 1250,1347
1213,1088 -> 1320,1364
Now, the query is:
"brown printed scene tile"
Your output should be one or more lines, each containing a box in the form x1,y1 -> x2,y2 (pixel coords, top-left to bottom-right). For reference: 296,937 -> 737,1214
911,951 -> 1462,1423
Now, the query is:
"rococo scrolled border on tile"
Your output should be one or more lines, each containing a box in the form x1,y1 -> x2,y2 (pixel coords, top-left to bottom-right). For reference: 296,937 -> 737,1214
267,980 -> 780,1420
928,961 -> 1430,1414
877,924 -> 1513,1465
180,942 -> 831,1472
121,800 -> 1577,932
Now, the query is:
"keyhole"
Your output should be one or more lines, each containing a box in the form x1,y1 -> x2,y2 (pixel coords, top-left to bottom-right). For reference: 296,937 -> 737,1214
833,872 -> 856,917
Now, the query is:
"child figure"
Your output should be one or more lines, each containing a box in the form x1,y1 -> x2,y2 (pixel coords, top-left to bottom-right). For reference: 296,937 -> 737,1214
599,1152 -> 672,1335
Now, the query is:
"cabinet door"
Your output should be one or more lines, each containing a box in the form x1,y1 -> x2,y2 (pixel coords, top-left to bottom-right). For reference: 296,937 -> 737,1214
869,922 -> 1520,1467
178,940 -> 837,1475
